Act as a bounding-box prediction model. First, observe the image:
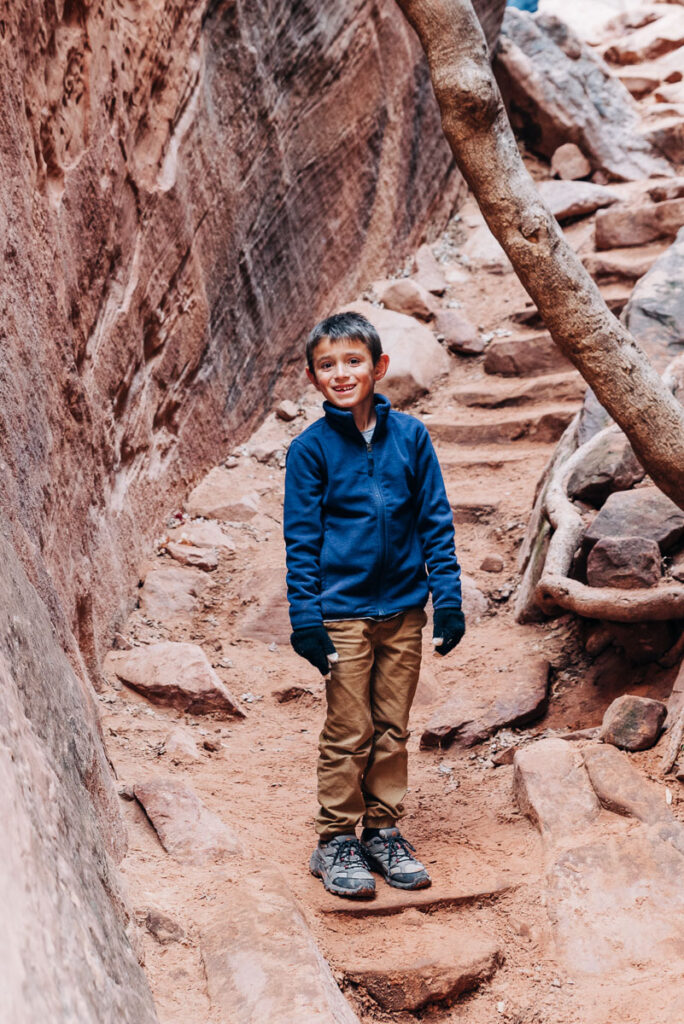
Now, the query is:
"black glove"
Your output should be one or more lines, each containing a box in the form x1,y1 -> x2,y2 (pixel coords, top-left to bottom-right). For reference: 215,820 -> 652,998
432,607 -> 465,656
290,626 -> 338,675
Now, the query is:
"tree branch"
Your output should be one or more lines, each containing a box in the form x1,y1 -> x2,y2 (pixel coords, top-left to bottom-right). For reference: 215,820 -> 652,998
394,0 -> 684,509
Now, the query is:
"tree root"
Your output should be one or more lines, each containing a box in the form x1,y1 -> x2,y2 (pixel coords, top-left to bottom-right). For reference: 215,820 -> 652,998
533,422 -> 684,622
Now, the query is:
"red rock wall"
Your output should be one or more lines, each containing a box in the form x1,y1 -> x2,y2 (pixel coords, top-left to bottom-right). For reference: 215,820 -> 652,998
1,0 -> 503,672
0,1 -> 504,1018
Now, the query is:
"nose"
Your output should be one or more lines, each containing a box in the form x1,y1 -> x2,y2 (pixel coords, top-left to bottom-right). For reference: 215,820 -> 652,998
332,362 -> 349,381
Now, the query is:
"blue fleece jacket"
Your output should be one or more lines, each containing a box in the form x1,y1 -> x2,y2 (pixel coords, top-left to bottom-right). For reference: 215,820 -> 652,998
283,393 -> 462,629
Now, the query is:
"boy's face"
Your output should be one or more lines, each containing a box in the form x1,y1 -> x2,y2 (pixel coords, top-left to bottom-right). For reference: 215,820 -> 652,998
306,337 -> 389,411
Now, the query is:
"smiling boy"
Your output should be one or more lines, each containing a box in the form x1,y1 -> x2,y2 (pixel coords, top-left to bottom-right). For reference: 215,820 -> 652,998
284,311 -> 465,899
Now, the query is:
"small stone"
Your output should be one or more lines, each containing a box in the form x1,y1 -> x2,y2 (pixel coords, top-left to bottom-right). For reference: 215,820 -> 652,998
223,456 -> 239,469
275,399 -> 300,421
413,244 -> 447,295
163,726 -> 201,762
600,695 -> 667,752
480,555 -> 504,573
203,737 -> 222,752
586,536 -> 661,590
108,642 -> 244,717
373,278 -> 437,320
168,520 -> 236,554
165,542 -> 218,572
145,908 -> 185,945
433,309 -> 483,355
186,468 -> 260,521
249,439 -> 285,465
134,778 -> 242,863
551,143 -> 591,181
273,685 -> 314,703
112,632 -> 132,650
138,565 -> 209,623
118,785 -> 136,801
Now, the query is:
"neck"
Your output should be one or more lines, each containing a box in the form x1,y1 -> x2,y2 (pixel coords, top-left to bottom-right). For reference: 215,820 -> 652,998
352,396 -> 376,433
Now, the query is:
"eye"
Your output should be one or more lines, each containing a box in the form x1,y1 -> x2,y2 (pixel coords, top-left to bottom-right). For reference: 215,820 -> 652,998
349,357 -> 360,365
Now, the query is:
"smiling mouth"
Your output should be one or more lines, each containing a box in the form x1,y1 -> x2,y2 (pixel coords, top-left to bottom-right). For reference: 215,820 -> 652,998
333,385 -> 355,392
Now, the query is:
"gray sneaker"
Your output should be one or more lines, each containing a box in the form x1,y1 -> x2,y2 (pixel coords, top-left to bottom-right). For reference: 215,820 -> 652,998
362,827 -> 431,890
309,835 -> 376,899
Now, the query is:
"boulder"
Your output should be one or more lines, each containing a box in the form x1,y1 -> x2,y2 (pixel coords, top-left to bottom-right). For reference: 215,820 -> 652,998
109,642 -> 244,716
275,399 -> 300,421
200,868 -> 361,1024
133,778 -> 242,863
595,199 -> 684,250
603,10 -> 684,64
551,143 -> 591,181
584,487 -> 684,554
586,536 -> 662,590
421,659 -> 549,749
514,738 -> 601,837
484,334 -> 571,377
186,468 -> 260,521
537,179 -> 619,222
167,520 -> 236,553
413,244 -> 447,295
433,309 -> 483,354
345,301 -> 449,406
623,227 -> 684,372
373,278 -> 437,320
599,695 -> 667,751
494,11 -> 670,181
165,541 -> 218,571
138,564 -> 209,622
567,432 -> 644,507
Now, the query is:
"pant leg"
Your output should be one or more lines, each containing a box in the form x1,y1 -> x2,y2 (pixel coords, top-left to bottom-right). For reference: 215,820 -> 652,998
362,608 -> 427,828
315,619 -> 375,840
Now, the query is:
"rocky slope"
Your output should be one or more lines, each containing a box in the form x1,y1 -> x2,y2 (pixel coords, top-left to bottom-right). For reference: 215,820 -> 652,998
0,1 -> 506,1019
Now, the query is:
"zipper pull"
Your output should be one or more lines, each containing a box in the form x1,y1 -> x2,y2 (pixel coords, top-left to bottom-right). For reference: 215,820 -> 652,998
366,442 -> 374,476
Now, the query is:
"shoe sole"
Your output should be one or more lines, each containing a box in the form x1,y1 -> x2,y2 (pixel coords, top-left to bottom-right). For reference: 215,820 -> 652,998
309,854 -> 376,900
365,853 -> 432,890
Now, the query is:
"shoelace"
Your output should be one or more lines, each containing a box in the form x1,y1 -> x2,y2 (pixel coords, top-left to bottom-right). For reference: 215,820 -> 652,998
330,838 -> 372,870
380,832 -> 418,868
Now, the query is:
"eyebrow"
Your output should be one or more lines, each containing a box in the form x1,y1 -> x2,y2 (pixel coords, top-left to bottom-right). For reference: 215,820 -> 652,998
315,346 -> 365,363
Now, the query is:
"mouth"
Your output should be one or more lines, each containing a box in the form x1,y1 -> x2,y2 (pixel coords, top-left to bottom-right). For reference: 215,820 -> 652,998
332,384 -> 355,393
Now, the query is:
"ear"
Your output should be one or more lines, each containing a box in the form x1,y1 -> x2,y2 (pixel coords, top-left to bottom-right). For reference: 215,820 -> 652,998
373,353 -> 390,383
306,367 -> 321,392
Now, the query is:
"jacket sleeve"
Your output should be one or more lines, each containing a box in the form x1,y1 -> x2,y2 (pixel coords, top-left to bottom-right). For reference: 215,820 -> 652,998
413,422 -> 462,610
283,438 -> 326,630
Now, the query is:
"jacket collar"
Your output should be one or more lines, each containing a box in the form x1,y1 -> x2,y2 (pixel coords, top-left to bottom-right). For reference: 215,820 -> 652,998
323,392 -> 391,442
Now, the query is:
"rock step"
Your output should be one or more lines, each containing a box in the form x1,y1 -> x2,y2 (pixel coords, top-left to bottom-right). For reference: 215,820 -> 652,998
342,921 -> 503,1012
424,402 -> 580,445
317,879 -> 516,917
200,868 -> 361,1023
450,370 -> 584,409
437,444 -> 553,473
484,333 -> 572,378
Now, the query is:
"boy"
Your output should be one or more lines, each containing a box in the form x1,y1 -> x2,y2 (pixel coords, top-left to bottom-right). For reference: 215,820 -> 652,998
284,311 -> 464,899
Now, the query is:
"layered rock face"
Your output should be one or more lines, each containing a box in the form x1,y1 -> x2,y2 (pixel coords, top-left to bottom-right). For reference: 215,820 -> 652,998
0,1 -> 504,1019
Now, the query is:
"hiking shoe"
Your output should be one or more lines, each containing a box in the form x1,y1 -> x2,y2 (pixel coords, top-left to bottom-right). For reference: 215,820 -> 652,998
362,827 -> 431,890
309,835 -> 376,899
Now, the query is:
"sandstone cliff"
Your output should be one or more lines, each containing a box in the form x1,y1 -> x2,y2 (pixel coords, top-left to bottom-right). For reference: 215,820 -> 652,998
0,0 -> 504,1018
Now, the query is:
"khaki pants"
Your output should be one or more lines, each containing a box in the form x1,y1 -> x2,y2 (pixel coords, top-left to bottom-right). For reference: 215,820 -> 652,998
315,608 -> 427,841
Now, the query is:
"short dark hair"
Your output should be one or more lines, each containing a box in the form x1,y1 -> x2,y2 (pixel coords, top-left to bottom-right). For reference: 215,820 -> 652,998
306,312 -> 383,372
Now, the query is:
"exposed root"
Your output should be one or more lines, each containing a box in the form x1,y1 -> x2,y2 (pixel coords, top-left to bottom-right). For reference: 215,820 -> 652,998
533,421 -> 684,622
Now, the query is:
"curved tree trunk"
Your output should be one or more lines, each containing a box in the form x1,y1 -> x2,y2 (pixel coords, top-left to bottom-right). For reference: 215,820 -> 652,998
394,0 -> 684,510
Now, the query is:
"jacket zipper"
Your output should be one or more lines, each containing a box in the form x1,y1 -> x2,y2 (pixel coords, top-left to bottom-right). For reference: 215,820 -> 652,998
366,440 -> 388,614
